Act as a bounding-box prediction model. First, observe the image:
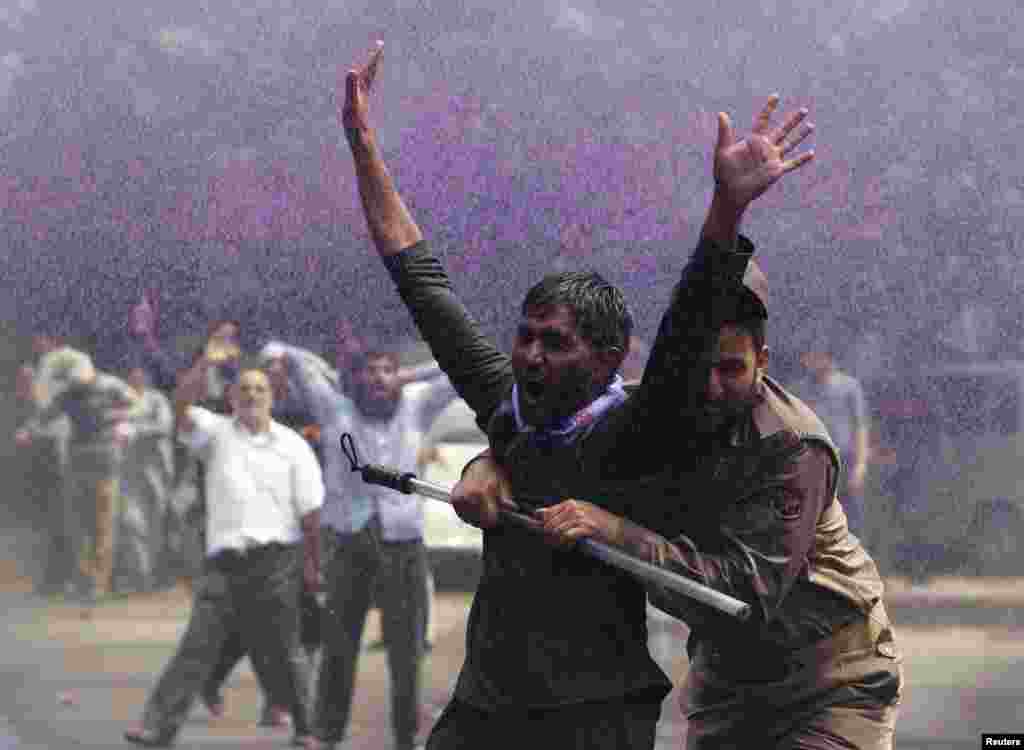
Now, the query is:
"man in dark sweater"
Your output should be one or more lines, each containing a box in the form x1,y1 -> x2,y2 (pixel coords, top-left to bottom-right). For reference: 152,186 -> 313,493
337,43 -> 820,749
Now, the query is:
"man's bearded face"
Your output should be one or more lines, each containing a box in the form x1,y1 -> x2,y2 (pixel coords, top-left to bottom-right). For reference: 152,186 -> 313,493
353,355 -> 401,419
702,324 -> 768,429
510,304 -> 610,428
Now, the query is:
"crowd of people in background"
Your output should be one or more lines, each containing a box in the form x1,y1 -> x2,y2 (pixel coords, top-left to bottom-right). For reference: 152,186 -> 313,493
10,293 -> 466,748
9,293 -> 878,612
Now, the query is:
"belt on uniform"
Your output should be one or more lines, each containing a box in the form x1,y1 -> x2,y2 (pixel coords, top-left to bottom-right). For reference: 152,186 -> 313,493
699,612 -> 896,682
208,542 -> 292,568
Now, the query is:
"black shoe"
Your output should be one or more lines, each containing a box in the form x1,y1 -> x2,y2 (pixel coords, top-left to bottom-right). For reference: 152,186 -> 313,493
124,726 -> 175,747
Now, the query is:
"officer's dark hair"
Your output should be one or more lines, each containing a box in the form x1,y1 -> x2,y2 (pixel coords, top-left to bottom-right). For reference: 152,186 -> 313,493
719,292 -> 767,352
521,271 -> 633,353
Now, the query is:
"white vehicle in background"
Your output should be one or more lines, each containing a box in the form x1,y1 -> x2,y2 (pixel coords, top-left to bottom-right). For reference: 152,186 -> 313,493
417,397 -> 486,589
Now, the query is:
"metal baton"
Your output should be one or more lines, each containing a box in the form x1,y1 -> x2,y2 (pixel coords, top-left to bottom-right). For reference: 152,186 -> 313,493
340,434 -> 752,621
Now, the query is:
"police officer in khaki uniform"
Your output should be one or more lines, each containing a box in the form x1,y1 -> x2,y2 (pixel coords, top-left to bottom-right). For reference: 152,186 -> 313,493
531,106 -> 903,748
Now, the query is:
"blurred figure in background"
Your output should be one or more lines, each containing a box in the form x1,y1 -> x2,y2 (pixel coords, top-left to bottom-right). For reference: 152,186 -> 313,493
14,334 -> 84,594
331,318 -> 366,397
116,365 -> 175,593
198,319 -> 243,411
10,362 -> 68,593
795,343 -> 872,539
16,353 -> 139,609
262,339 -> 337,468
125,294 -> 180,394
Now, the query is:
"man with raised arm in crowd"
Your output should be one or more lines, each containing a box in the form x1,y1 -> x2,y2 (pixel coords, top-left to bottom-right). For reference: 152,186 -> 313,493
274,337 -> 457,750
13,333 -> 74,595
334,43 -> 879,749
123,362 -> 323,749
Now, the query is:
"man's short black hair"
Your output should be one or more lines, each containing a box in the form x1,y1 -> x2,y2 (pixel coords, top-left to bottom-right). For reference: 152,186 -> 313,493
714,289 -> 768,352
521,271 -> 633,352
352,349 -> 399,371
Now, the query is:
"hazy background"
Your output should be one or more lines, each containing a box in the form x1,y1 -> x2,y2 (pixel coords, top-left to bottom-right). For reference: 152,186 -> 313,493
0,0 -> 1020,376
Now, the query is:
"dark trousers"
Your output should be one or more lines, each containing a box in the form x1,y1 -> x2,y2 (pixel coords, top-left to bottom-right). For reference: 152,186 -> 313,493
685,693 -> 899,750
314,521 -> 427,747
425,690 -> 663,750
683,615 -> 901,750
38,450 -> 75,591
141,543 -> 311,737
201,592 -> 319,708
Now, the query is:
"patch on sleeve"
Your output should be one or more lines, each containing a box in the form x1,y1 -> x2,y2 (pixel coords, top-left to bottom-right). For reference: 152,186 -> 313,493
771,492 -> 803,521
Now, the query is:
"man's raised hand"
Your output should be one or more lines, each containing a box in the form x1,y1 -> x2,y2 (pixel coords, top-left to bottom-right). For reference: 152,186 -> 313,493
339,39 -> 423,255
713,94 -> 815,211
341,41 -> 384,137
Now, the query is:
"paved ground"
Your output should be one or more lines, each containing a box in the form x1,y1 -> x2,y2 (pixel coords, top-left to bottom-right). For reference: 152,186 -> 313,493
3,525 -> 1024,749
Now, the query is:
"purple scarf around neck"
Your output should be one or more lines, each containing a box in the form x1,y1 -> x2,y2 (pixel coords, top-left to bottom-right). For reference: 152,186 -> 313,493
510,374 -> 627,448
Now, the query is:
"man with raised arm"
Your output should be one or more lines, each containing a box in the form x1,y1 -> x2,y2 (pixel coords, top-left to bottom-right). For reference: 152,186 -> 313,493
338,44 -> 822,749
123,362 -> 323,749
273,340 -> 457,750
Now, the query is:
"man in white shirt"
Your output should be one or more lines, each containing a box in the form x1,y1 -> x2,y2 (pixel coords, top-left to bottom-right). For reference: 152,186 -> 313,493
124,365 -> 324,749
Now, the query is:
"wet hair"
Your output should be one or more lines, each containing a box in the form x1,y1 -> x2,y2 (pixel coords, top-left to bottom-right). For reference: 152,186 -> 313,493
521,272 -> 633,352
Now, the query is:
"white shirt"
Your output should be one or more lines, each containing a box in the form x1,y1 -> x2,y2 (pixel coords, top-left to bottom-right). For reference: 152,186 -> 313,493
181,406 -> 325,556
291,357 -> 456,541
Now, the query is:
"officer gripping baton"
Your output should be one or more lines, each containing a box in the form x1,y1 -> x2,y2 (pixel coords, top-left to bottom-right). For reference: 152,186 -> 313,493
340,433 -> 751,621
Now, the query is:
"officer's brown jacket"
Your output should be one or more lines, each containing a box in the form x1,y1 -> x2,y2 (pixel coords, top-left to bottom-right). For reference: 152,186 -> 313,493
616,375 -> 885,641
611,374 -> 902,732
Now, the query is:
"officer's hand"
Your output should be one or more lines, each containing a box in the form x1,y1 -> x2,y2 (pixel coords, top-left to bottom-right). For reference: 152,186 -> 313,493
537,499 -> 624,548
14,429 -> 32,448
451,452 -> 517,530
